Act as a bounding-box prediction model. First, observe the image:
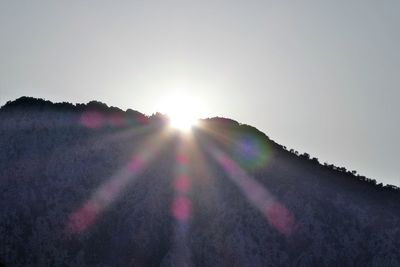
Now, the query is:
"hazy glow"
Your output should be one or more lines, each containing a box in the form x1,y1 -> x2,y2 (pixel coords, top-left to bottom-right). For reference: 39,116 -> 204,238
160,93 -> 203,132
1,1 -> 400,186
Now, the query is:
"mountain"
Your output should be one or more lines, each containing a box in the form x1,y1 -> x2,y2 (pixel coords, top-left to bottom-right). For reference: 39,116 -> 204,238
0,97 -> 399,267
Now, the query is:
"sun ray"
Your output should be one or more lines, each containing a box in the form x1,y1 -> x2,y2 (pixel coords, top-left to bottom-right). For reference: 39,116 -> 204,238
169,135 -> 194,266
66,129 -> 171,234
202,137 -> 295,236
53,123 -> 156,163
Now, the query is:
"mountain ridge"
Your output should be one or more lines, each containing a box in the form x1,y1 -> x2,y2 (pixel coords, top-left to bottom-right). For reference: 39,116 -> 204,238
2,96 -> 398,191
1,96 -> 399,266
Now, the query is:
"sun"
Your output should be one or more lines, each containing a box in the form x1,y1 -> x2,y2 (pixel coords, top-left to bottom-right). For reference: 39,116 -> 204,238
160,93 -> 203,132
169,112 -> 198,132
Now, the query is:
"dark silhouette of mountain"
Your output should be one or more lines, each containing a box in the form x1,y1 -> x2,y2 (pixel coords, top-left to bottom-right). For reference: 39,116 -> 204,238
0,97 -> 399,266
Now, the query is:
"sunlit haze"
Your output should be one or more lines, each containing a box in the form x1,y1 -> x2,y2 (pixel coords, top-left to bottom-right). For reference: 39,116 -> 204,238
159,92 -> 203,132
1,2 -> 400,265
0,1 -> 399,186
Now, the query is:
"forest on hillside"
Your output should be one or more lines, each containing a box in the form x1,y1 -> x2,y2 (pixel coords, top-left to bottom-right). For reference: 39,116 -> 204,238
0,97 -> 399,266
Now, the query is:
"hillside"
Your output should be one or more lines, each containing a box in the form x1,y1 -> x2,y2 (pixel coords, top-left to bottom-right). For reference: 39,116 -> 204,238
0,97 -> 399,266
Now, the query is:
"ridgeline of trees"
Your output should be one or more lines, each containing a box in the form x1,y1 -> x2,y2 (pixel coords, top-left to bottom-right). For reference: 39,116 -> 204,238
202,114 -> 399,193
3,96 -> 399,192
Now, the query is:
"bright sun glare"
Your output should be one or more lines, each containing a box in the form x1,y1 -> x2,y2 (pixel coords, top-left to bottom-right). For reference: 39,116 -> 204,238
160,93 -> 203,132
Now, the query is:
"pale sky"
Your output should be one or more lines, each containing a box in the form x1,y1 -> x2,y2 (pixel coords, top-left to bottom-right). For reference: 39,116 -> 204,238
1,1 -> 399,186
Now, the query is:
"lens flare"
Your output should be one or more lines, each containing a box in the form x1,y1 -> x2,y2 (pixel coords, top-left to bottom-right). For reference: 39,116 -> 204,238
169,136 -> 194,266
172,196 -> 192,221
232,133 -> 270,170
80,111 -> 105,129
173,175 -> 191,194
80,110 -> 149,129
66,130 -> 169,234
207,145 -> 295,236
195,123 -> 271,171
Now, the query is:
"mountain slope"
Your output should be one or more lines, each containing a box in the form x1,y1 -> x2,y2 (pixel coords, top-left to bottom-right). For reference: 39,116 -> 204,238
0,97 -> 399,267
